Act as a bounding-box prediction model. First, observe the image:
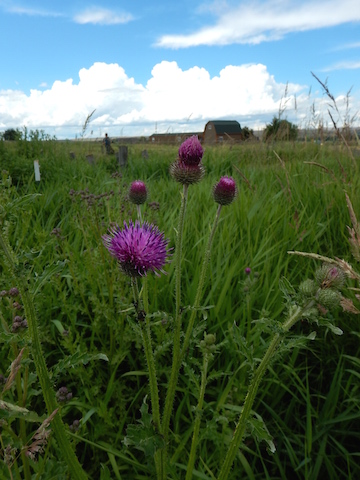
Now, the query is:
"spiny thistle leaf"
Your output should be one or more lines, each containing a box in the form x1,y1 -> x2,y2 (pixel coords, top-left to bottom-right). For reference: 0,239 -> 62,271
247,413 -> 276,454
50,350 -> 108,378
0,400 -> 42,422
123,396 -> 165,457
279,276 -> 296,299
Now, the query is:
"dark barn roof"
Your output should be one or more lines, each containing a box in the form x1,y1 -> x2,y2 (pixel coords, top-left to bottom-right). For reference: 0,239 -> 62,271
209,120 -> 242,134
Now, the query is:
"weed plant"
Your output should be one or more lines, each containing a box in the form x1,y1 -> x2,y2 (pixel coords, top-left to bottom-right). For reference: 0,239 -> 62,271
0,138 -> 359,479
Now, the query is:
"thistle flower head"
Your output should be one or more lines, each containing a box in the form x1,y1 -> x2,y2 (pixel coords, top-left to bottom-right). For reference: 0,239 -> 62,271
129,180 -> 147,205
315,264 -> 345,289
178,136 -> 204,166
103,220 -> 170,277
213,176 -> 237,205
170,136 -> 205,185
169,161 -> 205,185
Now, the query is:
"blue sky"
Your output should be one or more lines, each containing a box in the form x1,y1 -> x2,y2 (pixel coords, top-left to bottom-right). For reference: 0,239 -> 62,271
1,0 -> 359,139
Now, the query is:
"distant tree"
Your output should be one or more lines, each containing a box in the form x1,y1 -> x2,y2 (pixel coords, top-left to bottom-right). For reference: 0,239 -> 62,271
3,128 -> 22,141
263,117 -> 298,142
241,126 -> 255,141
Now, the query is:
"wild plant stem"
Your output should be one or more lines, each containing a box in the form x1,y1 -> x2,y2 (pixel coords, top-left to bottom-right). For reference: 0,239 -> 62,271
161,184 -> 189,477
136,204 -> 143,223
185,352 -> 210,480
217,304 -> 307,480
181,204 -> 222,359
131,279 -> 160,429
0,232 -> 88,480
14,349 -> 31,480
131,278 -> 162,476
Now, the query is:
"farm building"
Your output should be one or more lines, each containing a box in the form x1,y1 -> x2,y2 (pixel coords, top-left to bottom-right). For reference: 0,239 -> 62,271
149,132 -> 202,145
203,120 -> 242,145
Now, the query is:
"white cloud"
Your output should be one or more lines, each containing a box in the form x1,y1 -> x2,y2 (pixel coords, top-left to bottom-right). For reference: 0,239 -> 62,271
73,7 -> 133,25
155,0 -> 360,48
4,5 -> 62,17
322,61 -> 360,71
332,41 -> 360,51
0,61 -> 357,138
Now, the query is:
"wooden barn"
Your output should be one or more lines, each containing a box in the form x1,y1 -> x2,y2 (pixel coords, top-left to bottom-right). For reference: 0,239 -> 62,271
203,120 -> 242,145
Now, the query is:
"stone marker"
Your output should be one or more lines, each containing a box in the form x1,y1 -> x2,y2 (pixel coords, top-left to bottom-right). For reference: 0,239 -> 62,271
118,145 -> 128,167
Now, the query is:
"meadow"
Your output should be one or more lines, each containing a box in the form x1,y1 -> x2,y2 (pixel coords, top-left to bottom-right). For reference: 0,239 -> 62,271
0,136 -> 360,479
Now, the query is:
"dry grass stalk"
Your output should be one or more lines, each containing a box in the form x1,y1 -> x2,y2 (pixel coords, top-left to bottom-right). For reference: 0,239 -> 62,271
273,151 -> 292,201
303,161 -> 338,183
233,164 -> 256,192
311,71 -> 357,168
22,409 -> 59,461
2,348 -> 25,394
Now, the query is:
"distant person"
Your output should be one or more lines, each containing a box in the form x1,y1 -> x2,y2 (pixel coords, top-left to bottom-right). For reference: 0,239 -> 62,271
103,133 -> 113,154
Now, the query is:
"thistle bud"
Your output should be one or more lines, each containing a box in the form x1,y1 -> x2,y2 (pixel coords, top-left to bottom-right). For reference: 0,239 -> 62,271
315,264 -> 345,289
317,289 -> 342,309
299,279 -> 318,297
204,333 -> 216,346
170,136 -> 205,185
200,333 -> 217,353
56,386 -> 73,403
129,180 -> 147,205
213,176 -> 237,205
8,288 -> 19,297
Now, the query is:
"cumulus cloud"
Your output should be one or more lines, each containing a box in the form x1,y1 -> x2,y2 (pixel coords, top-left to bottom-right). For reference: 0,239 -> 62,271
155,0 -> 360,48
73,7 -> 133,25
0,61 -> 356,138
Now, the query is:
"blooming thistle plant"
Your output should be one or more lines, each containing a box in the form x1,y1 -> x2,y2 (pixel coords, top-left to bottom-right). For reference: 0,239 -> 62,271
101,137 -> 352,479
102,133 -> 245,477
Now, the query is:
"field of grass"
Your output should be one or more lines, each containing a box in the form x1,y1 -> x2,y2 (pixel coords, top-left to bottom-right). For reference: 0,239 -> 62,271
1,137 -> 360,479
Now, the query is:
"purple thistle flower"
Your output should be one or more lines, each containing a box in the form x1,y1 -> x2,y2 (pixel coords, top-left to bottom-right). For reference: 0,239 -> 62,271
178,136 -> 204,166
129,180 -> 147,205
170,136 -> 205,185
245,267 -> 251,275
213,176 -> 237,205
103,221 -> 170,277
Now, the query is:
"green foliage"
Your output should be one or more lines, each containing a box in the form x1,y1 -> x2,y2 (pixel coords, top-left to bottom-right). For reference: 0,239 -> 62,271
263,116 -> 298,141
2,128 -> 22,141
0,140 -> 359,479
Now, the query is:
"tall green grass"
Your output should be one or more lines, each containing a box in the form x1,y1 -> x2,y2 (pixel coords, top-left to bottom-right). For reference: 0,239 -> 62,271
1,140 -> 359,479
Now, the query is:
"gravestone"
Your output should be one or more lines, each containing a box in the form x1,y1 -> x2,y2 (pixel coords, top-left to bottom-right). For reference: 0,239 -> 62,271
118,145 -> 128,167
34,160 -> 41,182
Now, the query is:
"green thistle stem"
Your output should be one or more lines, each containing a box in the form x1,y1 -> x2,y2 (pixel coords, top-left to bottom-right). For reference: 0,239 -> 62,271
217,304 -> 309,480
161,184 -> 189,477
181,204 -> 222,359
131,278 -> 162,476
136,204 -> 143,223
185,351 -> 210,480
0,232 -> 88,480
131,279 -> 160,431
